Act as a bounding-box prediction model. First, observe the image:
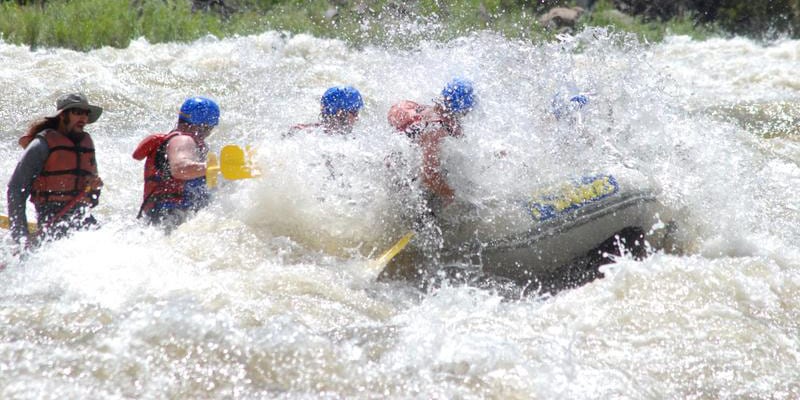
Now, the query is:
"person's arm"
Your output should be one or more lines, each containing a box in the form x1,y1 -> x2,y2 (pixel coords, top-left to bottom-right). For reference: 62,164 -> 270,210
165,135 -> 206,180
419,128 -> 455,205
84,136 -> 103,207
6,138 -> 49,242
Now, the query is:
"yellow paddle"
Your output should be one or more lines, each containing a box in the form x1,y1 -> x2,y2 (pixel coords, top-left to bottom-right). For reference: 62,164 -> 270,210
206,145 -> 261,188
206,152 -> 220,188
0,215 -> 38,233
220,145 -> 261,180
369,231 -> 414,277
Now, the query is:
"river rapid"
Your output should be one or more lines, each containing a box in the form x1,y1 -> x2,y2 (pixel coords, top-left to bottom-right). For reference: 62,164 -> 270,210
0,28 -> 799,399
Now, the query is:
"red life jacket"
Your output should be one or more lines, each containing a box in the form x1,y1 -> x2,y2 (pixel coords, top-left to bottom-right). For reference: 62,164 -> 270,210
29,129 -> 99,206
387,100 -> 461,138
132,131 -> 207,217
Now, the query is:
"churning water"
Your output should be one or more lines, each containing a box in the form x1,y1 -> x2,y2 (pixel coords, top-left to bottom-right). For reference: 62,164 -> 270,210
1,28 -> 799,398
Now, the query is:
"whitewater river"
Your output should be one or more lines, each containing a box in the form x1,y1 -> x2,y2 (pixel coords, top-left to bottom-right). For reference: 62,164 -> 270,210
1,28 -> 798,398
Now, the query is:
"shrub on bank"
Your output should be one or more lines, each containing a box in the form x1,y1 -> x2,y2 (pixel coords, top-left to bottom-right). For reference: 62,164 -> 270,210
582,0 -> 720,42
612,0 -> 799,38
0,0 -> 226,50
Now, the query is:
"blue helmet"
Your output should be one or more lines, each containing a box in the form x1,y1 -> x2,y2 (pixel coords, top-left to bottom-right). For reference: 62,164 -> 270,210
441,78 -> 475,113
320,86 -> 364,116
179,96 -> 220,126
569,94 -> 589,107
552,93 -> 589,120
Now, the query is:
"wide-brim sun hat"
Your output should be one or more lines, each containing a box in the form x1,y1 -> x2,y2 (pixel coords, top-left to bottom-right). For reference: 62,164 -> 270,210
48,93 -> 103,124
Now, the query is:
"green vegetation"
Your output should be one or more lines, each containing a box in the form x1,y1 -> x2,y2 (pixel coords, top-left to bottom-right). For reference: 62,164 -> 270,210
0,0 -> 225,50
0,0 -> 788,51
580,0 -> 720,43
611,0 -> 800,38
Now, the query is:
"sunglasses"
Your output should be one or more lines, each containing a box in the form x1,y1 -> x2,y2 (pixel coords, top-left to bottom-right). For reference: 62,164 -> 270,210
70,108 -> 91,116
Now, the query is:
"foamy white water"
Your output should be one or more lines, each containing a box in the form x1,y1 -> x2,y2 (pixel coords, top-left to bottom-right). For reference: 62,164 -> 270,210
1,28 -> 799,398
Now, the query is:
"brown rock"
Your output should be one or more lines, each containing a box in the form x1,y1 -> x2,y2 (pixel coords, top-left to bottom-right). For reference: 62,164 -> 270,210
539,7 -> 586,30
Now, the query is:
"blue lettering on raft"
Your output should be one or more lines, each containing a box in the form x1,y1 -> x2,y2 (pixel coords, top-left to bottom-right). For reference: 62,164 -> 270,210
528,174 -> 619,222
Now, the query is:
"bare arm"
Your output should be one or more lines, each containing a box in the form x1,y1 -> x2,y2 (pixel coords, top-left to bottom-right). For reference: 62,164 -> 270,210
165,135 -> 206,180
419,128 -> 454,205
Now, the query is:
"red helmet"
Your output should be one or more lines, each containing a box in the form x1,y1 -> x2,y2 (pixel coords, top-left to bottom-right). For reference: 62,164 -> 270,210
387,100 -> 423,132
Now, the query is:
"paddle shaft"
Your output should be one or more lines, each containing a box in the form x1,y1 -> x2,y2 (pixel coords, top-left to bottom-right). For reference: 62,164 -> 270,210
36,185 -> 94,238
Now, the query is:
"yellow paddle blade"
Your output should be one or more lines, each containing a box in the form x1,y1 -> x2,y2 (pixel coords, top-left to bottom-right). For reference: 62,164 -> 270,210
0,215 -> 38,233
370,232 -> 414,274
206,152 -> 220,188
220,145 -> 261,180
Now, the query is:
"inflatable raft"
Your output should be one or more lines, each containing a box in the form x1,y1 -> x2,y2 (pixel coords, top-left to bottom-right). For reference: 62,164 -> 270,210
379,169 -> 675,288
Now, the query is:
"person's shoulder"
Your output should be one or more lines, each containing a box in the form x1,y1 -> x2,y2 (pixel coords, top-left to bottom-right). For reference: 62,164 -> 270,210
18,129 -> 46,149
167,133 -> 195,142
168,130 -> 194,138
80,132 -> 97,144
133,132 -> 171,160
36,128 -> 59,140
26,129 -> 66,147
388,100 -> 431,134
164,133 -> 197,148
25,133 -> 52,151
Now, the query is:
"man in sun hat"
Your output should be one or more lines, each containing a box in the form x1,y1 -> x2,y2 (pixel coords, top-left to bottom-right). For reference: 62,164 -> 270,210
7,92 -> 104,247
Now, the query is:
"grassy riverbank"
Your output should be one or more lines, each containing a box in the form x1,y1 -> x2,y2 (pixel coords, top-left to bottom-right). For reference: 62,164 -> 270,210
0,0 -> 724,51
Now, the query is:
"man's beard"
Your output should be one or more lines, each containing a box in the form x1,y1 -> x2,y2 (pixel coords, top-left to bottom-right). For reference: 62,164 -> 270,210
62,115 -> 85,136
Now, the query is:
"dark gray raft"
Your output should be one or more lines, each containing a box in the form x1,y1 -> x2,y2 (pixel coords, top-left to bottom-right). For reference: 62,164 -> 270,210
380,172 -> 677,291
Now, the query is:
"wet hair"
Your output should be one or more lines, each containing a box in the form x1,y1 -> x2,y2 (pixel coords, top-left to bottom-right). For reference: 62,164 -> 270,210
26,117 -> 60,138
19,116 -> 60,148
